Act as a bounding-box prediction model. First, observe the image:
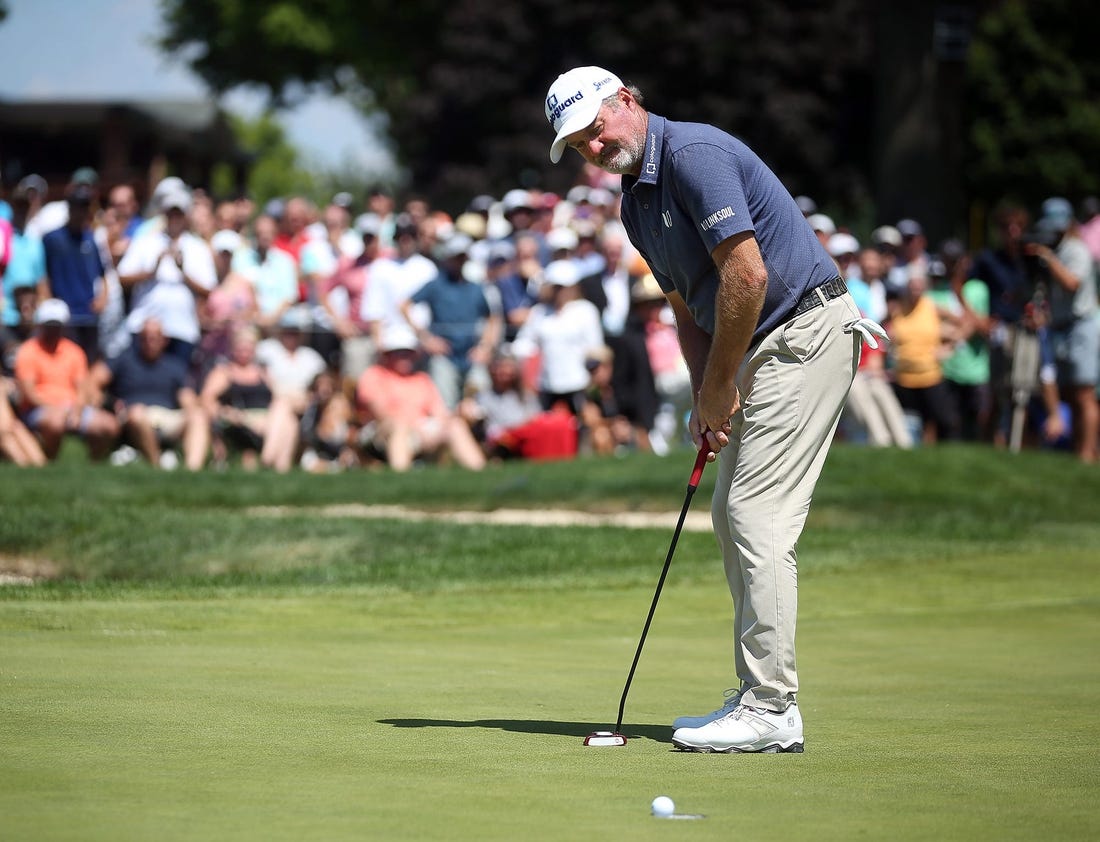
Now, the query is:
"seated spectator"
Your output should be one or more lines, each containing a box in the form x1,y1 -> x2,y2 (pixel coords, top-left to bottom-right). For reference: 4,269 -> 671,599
1,375 -> 47,466
460,346 -> 576,461
14,298 -> 118,460
402,233 -> 499,409
256,306 -> 327,414
512,259 -> 605,415
231,215 -> 299,330
199,325 -> 299,472
299,368 -> 358,473
356,327 -> 485,472
580,344 -> 642,455
90,317 -> 208,471
117,185 -> 217,370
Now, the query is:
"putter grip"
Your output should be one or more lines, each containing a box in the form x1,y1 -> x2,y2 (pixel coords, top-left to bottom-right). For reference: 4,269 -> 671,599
688,446 -> 710,489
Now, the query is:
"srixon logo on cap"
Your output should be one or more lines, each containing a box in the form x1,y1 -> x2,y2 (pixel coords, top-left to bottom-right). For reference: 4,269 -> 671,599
547,90 -> 584,128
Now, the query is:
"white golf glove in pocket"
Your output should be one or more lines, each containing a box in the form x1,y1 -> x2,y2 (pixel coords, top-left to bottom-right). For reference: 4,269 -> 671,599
843,317 -> 889,350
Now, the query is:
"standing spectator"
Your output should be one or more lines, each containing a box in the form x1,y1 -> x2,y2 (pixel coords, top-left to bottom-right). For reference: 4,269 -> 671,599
26,167 -> 99,240
41,184 -> 107,362
483,241 -> 536,343
355,327 -> 485,472
362,213 -> 437,346
1079,197 -> 1100,264
1026,198 -> 1099,463
403,234 -> 499,409
2,183 -> 47,331
200,325 -> 299,472
970,203 -> 1039,446
512,259 -> 604,414
807,213 -> 835,249
118,186 -> 217,370
926,241 -> 991,441
896,218 -> 931,288
886,274 -> 961,443
322,214 -> 385,380
232,215 -> 299,330
14,299 -> 118,460
631,273 -> 692,454
871,225 -> 906,292
90,317 -> 208,470
598,230 -> 633,338
844,329 -> 914,449
856,247 -> 890,323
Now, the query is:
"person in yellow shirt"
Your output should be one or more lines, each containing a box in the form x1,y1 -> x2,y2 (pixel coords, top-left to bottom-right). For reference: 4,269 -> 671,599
886,274 -> 961,443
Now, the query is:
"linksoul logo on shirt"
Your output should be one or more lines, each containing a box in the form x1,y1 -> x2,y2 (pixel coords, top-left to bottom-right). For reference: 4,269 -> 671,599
700,206 -> 735,232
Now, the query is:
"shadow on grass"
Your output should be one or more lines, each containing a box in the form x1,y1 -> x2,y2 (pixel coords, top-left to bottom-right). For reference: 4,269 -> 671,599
378,718 -> 670,743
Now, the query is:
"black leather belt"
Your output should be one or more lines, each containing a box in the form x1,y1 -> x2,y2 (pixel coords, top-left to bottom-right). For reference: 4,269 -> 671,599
787,276 -> 848,320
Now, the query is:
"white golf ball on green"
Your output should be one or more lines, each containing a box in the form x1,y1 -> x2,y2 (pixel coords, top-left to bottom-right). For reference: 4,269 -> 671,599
651,795 -> 675,818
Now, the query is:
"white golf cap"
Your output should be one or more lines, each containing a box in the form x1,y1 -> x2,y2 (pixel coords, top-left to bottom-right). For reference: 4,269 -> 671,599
827,232 -> 860,257
545,66 -> 624,164
34,298 -> 70,326
807,213 -> 836,236
211,229 -> 242,254
543,259 -> 581,287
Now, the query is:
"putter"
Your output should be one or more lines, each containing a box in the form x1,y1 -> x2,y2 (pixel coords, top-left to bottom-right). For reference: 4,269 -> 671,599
585,446 -> 710,747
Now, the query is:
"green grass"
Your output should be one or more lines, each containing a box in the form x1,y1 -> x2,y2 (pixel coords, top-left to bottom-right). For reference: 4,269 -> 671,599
1,445 -> 1099,840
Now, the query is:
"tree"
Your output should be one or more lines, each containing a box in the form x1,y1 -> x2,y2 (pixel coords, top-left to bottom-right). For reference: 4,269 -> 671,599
965,0 -> 1100,206
158,0 -> 876,214
215,112 -> 317,207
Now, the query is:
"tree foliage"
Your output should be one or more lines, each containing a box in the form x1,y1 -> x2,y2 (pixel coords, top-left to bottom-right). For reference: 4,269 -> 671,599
158,0 -> 874,213
965,0 -> 1100,205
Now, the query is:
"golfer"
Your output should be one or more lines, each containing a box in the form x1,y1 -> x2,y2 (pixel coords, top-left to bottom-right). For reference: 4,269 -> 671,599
544,67 -> 884,753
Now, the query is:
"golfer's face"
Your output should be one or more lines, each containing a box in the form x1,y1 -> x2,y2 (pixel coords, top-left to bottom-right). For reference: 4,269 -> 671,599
563,96 -> 643,175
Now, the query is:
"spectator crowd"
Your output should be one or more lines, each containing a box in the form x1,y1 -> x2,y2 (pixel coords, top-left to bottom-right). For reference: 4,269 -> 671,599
2,163 -> 1099,471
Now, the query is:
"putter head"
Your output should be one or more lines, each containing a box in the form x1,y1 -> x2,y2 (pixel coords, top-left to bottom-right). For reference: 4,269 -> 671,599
584,730 -> 627,747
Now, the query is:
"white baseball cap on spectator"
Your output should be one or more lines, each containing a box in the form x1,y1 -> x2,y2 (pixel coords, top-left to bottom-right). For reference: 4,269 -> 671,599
1039,197 -> 1074,233
545,66 -> 625,163
161,188 -> 193,214
278,306 -> 311,332
151,177 -> 187,213
566,185 -> 591,205
543,259 -> 581,287
871,225 -> 903,249
827,232 -> 860,258
211,230 -> 242,254
587,187 -> 615,208
896,218 -> 924,238
794,195 -> 818,216
807,213 -> 836,236
34,298 -> 70,326
379,324 -> 419,354
355,212 -> 383,237
435,232 -> 473,262
501,189 -> 533,214
546,226 -> 579,253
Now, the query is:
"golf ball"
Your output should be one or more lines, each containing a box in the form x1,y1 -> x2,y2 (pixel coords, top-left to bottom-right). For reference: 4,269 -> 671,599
651,796 -> 675,818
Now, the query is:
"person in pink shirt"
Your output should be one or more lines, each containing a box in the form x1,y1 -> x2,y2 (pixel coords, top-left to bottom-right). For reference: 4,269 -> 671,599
356,327 -> 485,472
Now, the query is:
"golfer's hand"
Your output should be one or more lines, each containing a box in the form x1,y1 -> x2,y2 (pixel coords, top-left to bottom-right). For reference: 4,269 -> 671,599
692,383 -> 739,458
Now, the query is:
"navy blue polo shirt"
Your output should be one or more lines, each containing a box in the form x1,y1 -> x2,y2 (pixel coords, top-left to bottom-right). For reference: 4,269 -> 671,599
42,225 -> 104,325
108,344 -> 187,408
620,114 -> 837,344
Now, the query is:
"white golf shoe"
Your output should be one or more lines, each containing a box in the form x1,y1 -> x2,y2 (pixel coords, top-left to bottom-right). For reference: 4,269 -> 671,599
672,703 -> 804,753
671,687 -> 743,730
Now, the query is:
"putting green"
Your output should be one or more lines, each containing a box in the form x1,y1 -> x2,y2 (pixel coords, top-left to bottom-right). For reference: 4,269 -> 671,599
2,545 -> 1098,841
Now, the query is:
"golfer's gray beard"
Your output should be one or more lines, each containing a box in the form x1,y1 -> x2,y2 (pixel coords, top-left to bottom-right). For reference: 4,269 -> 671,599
599,136 -> 645,174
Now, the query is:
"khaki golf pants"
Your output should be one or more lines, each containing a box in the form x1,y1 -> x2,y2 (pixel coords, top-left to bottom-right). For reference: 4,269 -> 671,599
711,293 -> 860,712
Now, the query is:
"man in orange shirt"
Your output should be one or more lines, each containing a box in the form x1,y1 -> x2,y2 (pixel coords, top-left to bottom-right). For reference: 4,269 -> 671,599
356,326 -> 484,472
15,298 -> 118,460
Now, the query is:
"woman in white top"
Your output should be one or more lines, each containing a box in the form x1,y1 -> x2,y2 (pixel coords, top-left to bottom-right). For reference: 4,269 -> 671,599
512,259 -> 604,414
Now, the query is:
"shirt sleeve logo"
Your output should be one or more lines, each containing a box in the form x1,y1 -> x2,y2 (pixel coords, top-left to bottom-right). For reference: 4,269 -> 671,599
700,206 -> 735,232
